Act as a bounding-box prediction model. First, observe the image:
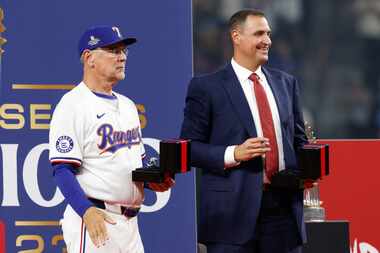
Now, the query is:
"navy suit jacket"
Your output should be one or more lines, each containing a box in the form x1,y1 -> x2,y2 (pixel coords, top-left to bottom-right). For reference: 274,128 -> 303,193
180,63 -> 308,245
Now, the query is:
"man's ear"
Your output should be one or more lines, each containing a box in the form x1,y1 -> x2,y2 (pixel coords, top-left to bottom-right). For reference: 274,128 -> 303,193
231,29 -> 240,45
83,50 -> 95,67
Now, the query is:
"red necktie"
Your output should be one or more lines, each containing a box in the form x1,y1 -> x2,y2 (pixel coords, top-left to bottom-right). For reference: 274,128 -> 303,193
249,73 -> 279,181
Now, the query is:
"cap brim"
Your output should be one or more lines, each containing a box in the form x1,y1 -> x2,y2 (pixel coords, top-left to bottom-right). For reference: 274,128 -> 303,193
102,37 -> 137,48
124,38 -> 137,46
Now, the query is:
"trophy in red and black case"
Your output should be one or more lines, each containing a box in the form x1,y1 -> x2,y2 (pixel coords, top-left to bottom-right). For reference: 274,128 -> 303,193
271,123 -> 329,221
132,139 -> 191,183
270,142 -> 329,190
270,123 -> 329,206
302,123 -> 329,221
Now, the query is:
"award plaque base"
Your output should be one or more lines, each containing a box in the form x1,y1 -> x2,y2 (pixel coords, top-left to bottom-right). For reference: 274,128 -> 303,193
270,171 -> 304,190
304,206 -> 326,222
132,167 -> 165,183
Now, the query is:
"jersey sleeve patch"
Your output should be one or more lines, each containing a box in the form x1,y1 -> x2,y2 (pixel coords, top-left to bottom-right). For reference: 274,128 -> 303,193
56,135 -> 74,153
50,157 -> 82,168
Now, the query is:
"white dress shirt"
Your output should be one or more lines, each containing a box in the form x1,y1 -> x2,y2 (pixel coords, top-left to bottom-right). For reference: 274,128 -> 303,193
224,58 -> 285,174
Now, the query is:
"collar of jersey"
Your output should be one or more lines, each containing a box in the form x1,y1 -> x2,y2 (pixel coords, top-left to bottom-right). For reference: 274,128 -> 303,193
92,91 -> 117,100
78,82 -> 119,111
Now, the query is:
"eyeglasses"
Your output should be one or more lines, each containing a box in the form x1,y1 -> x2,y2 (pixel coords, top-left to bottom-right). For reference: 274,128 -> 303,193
94,47 -> 129,56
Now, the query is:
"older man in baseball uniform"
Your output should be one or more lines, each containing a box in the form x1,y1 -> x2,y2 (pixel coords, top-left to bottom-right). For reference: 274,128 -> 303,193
49,25 -> 174,253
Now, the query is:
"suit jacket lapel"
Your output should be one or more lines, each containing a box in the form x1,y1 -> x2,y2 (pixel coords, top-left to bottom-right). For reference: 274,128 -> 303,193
221,63 -> 257,137
262,67 -> 288,124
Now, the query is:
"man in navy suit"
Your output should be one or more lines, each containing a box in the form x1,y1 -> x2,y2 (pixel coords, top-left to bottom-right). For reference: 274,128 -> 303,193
180,9 -> 308,253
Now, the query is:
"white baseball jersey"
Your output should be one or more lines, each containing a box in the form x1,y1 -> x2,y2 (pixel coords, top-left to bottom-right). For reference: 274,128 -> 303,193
49,82 -> 145,207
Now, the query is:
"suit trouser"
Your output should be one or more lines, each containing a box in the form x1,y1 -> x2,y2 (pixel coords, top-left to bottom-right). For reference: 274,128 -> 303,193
206,189 -> 303,253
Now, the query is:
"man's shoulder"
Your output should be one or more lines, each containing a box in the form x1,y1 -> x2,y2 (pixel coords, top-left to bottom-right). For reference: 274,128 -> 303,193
192,64 -> 231,84
113,92 -> 136,108
113,91 -> 131,102
263,66 -> 295,80
64,83 -> 83,95
56,83 -> 89,109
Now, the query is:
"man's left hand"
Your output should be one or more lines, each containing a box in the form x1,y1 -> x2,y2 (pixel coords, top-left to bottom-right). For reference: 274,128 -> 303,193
148,173 -> 175,192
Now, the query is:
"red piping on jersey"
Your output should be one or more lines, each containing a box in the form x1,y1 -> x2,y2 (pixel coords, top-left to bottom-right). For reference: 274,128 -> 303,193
79,219 -> 84,253
51,159 -> 82,168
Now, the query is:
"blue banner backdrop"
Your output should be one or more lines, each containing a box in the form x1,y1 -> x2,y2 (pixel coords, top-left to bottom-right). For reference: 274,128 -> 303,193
0,1 -> 195,252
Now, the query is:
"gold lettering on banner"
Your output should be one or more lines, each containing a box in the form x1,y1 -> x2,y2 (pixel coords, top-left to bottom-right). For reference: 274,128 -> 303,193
0,104 -> 25,129
30,104 -> 51,129
16,235 -> 44,253
14,221 -> 67,252
0,7 -> 6,54
136,104 -> 147,129
0,103 -> 147,130
51,235 -> 67,253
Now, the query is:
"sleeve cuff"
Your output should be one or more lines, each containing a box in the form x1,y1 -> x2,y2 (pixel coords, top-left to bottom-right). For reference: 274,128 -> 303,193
77,201 -> 94,217
224,145 -> 240,169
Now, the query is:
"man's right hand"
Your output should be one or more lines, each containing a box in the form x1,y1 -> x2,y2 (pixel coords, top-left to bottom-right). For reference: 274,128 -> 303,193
234,137 -> 271,162
83,207 -> 116,248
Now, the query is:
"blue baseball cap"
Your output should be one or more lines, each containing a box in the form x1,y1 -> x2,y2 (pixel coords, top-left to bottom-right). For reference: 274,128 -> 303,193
78,25 -> 137,56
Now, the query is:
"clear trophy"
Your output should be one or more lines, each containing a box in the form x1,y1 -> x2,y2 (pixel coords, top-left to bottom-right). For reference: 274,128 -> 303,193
303,122 -> 326,222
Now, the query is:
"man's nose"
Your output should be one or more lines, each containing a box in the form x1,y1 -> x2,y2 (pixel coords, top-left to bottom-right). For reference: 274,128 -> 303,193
263,35 -> 271,46
118,53 -> 127,62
